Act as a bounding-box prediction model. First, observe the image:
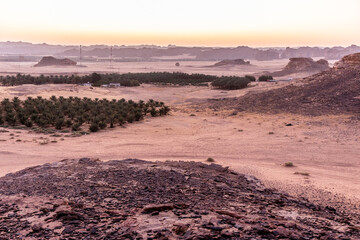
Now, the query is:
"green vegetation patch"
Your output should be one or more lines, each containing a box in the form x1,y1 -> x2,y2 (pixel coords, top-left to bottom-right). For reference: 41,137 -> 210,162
0,96 -> 170,133
211,76 -> 251,90
1,72 -> 253,90
0,72 -> 218,87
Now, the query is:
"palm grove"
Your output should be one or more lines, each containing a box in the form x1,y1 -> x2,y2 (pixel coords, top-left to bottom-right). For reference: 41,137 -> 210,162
0,72 -> 265,90
0,96 -> 170,133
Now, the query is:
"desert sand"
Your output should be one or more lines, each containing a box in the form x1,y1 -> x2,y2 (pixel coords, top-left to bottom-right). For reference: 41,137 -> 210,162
0,80 -> 359,208
0,59 -> 336,79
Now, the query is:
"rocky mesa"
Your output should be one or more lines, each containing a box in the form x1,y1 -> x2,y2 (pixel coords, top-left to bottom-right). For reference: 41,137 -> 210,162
272,57 -> 329,77
34,56 -> 77,67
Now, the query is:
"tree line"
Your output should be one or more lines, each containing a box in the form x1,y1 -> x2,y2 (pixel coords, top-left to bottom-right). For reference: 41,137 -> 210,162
0,72 -> 273,90
0,96 -> 170,132
0,72 -> 217,87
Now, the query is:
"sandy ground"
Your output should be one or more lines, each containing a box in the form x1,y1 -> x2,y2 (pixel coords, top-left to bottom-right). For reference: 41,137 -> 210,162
0,59 -> 298,79
0,83 -> 359,207
0,59 -> 338,78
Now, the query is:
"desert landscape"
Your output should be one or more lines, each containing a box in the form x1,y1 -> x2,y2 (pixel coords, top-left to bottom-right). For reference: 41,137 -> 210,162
1,0 -> 360,238
0,54 -> 359,238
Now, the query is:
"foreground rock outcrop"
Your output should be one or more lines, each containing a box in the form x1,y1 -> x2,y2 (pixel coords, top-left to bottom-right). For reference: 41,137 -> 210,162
34,56 -> 77,67
209,53 -> 360,116
0,158 -> 359,239
272,57 -> 329,76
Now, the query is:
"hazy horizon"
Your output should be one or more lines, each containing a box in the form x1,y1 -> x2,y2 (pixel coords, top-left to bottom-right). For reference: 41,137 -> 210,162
2,40 -> 360,49
1,0 -> 360,47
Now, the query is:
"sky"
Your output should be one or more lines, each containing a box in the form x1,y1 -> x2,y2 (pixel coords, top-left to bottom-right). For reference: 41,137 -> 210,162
0,0 -> 360,47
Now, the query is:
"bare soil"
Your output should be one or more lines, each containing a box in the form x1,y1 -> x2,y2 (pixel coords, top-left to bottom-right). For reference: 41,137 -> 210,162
0,83 -> 359,206
0,60 -> 359,239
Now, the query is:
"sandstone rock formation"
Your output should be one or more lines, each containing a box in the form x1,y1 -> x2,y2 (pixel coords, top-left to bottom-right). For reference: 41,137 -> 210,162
0,158 -> 359,239
213,59 -> 250,67
272,57 -> 329,76
334,52 -> 360,69
208,53 -> 360,116
34,56 -> 77,67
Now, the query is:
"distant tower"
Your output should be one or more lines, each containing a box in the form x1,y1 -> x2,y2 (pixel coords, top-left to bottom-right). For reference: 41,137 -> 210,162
110,46 -> 113,69
79,45 -> 82,66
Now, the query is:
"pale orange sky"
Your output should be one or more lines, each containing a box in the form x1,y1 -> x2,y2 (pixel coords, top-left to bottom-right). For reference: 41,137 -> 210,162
1,0 -> 360,47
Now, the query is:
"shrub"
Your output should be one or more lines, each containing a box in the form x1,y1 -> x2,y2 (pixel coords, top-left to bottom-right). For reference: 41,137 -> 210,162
284,162 -> 294,167
206,157 -> 215,162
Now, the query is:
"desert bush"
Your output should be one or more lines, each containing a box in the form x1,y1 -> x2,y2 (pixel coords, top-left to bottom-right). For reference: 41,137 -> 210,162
284,162 -> 294,167
206,157 -> 215,162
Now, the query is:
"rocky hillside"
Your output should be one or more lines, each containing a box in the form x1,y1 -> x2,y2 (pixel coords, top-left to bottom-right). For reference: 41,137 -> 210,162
0,158 -> 359,239
272,58 -> 329,76
34,56 -> 77,67
208,53 -> 360,116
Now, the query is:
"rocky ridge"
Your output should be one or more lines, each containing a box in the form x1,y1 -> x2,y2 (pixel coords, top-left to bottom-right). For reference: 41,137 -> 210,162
208,53 -> 360,116
0,158 -> 359,239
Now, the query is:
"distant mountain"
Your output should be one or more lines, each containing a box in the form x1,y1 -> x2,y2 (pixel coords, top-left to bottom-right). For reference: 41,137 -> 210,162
0,41 -> 75,55
1,41 -> 359,61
